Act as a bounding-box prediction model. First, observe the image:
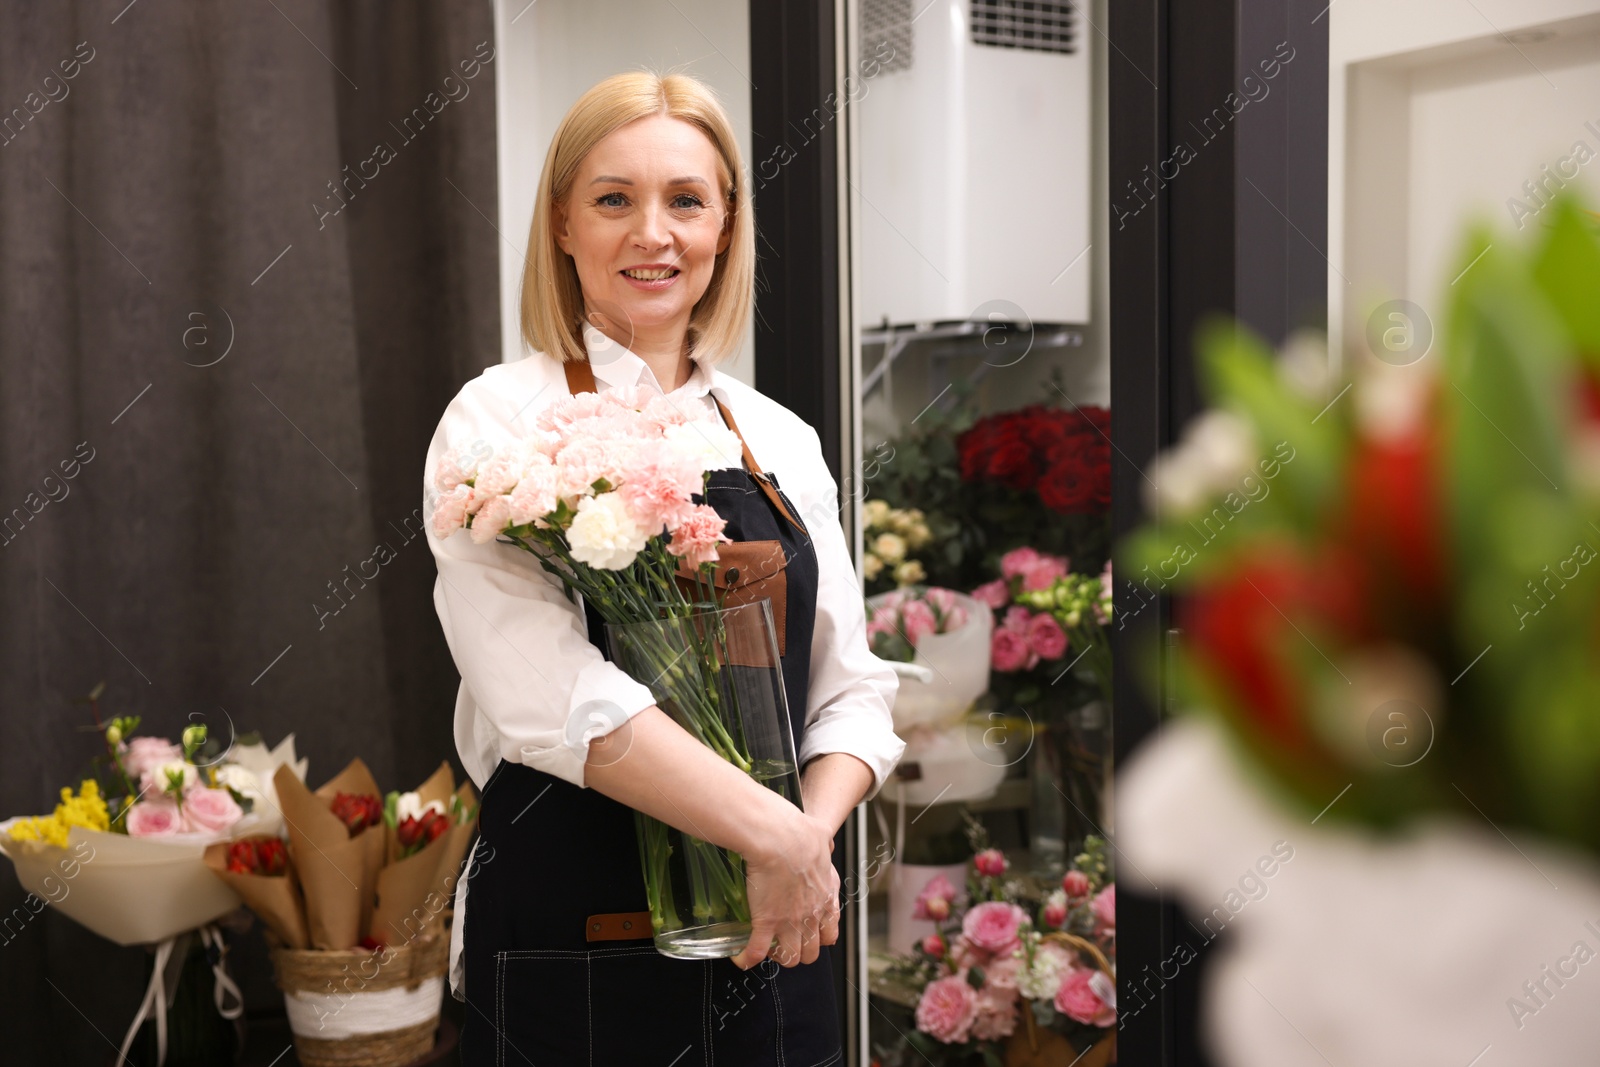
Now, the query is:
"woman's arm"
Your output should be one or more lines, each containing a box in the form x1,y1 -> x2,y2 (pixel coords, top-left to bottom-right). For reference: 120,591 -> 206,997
583,706 -> 842,969
800,751 -> 875,838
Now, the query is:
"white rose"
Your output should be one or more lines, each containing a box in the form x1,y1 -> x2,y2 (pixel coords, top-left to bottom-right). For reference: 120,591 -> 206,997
567,491 -> 649,569
214,765 -> 261,797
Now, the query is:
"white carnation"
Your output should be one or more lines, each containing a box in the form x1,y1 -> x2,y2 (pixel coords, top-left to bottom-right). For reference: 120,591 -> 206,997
664,419 -> 743,473
567,491 -> 649,569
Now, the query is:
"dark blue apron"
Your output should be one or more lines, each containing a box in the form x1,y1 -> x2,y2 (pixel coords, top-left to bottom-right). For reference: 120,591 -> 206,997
458,359 -> 840,1067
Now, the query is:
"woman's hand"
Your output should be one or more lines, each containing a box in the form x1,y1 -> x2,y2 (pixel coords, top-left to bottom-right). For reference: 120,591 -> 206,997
731,806 -> 840,970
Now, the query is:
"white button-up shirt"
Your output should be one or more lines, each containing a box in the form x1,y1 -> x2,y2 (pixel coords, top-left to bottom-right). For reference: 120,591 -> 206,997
425,324 -> 904,998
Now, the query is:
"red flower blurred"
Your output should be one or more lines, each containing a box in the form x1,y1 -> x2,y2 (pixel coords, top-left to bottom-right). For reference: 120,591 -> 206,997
1180,547 -> 1368,754
397,807 -> 452,854
225,836 -> 288,876
1342,426 -> 1449,613
1577,370 -> 1600,425
330,791 -> 383,836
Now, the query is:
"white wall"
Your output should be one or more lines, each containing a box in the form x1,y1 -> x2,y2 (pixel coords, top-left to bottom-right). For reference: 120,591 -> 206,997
492,0 -> 755,383
1329,0 -> 1600,363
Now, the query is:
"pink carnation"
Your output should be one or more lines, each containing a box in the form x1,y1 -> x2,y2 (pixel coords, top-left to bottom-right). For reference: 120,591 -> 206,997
182,787 -> 243,835
432,450 -> 473,493
533,390 -> 609,433
1026,613 -> 1068,659
125,799 -> 184,837
1002,605 -> 1033,633
474,443 -> 525,497
469,494 -> 513,544
971,579 -> 1010,610
961,901 -> 1027,956
618,451 -> 701,532
641,394 -> 695,429
554,436 -> 622,498
991,628 -> 1033,672
665,504 -> 729,566
507,462 -> 559,526
430,482 -> 474,539
914,974 -> 979,1044
1055,966 -> 1116,1027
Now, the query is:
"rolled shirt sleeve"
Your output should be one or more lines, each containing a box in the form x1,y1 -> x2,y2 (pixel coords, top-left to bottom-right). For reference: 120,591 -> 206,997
425,369 -> 659,792
790,427 -> 906,801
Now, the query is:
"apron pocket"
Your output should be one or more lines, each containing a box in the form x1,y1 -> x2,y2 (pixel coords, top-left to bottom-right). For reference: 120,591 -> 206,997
589,946 -> 710,1065
707,953 -> 843,1066
495,949 -> 588,1066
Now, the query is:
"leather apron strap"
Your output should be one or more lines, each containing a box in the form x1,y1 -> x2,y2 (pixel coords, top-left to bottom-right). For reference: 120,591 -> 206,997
561,357 -> 807,537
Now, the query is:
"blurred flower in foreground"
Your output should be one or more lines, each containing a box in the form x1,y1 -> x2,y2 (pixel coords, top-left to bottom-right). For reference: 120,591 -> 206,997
1119,195 -> 1600,1064
1123,195 -> 1600,852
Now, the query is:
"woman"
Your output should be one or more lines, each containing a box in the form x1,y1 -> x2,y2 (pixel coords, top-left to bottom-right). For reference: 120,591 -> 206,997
424,70 -> 904,1065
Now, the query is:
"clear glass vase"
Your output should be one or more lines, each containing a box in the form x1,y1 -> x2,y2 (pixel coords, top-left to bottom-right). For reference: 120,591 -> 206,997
605,598 -> 802,959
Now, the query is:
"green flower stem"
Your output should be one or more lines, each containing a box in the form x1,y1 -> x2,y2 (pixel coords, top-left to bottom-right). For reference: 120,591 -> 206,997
506,526 -> 770,943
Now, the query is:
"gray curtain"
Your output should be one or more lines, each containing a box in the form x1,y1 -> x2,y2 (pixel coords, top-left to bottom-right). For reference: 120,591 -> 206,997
0,2 -> 500,1061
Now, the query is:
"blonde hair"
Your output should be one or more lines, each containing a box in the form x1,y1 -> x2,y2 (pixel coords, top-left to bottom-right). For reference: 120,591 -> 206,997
520,70 -> 754,366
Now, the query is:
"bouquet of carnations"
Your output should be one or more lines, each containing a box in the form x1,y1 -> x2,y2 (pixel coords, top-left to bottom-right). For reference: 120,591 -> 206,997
879,825 -> 1117,1067
429,383 -> 792,952
971,547 -> 1114,710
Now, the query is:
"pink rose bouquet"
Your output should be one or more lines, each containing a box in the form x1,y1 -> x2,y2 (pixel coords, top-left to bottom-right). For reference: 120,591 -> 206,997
864,585 -> 973,663
973,548 -> 1114,709
881,827 -> 1116,1065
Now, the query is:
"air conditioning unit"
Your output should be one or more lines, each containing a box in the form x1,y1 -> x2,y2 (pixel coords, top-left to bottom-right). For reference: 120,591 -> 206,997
856,0 -> 1092,328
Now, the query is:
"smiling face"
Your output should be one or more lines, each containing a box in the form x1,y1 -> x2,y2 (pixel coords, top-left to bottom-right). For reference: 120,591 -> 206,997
553,113 -> 733,354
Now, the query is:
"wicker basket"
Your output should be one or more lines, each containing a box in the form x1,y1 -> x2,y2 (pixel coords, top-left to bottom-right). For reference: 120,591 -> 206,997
265,921 -> 449,1067
1005,931 -> 1117,1067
